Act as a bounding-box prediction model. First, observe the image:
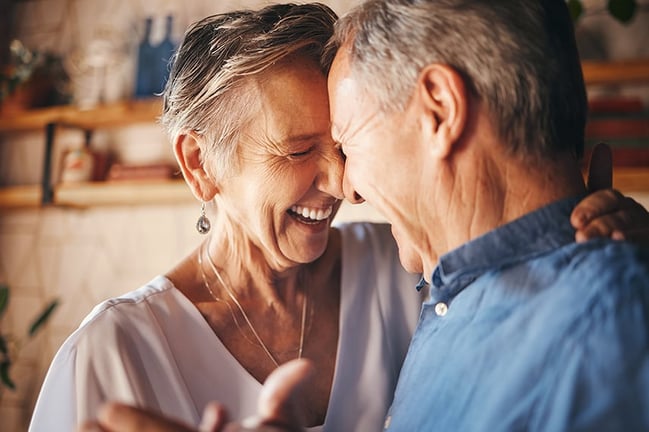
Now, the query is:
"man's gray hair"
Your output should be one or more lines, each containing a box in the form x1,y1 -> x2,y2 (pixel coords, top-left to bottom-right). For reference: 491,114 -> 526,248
323,0 -> 587,160
162,3 -> 337,179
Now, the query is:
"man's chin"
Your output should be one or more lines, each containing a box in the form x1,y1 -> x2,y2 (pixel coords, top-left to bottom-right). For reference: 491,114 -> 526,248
401,257 -> 424,274
396,244 -> 424,274
389,224 -> 425,273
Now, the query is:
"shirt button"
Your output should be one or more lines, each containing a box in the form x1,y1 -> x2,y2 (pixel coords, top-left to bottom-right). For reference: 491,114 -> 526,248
384,415 -> 392,429
434,302 -> 448,316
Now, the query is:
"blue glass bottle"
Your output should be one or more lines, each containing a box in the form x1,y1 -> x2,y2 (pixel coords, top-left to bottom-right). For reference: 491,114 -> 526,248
134,17 -> 155,98
153,15 -> 176,94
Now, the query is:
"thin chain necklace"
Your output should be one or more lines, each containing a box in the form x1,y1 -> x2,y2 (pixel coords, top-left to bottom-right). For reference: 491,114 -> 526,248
198,243 -> 308,368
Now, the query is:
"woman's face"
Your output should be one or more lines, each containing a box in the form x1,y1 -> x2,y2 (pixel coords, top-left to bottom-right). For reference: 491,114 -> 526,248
216,59 -> 344,270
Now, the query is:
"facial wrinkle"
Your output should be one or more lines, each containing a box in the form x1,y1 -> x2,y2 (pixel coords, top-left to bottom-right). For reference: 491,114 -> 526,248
373,177 -> 431,266
332,88 -> 383,152
213,213 -> 301,314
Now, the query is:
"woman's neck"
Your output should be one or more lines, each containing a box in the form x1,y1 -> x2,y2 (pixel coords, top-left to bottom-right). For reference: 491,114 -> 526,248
204,214 -> 341,311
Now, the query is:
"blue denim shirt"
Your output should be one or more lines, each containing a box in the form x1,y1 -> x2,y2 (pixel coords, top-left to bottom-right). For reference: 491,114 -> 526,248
386,196 -> 649,431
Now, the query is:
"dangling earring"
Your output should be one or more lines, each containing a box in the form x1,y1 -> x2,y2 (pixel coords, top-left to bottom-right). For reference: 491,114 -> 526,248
196,202 -> 211,234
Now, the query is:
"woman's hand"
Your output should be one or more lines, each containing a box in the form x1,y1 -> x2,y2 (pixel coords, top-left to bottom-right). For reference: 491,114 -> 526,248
572,189 -> 649,244
572,143 -> 649,245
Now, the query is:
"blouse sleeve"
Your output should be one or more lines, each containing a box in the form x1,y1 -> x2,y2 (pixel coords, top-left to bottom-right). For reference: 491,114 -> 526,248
29,304 -> 152,430
29,340 -> 80,431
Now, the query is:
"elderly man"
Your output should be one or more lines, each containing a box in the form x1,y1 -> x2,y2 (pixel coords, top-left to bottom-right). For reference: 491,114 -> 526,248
325,0 -> 649,430
81,0 -> 649,431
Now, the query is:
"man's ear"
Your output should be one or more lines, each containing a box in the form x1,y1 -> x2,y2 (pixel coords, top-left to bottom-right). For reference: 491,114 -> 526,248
416,64 -> 467,159
173,131 -> 219,201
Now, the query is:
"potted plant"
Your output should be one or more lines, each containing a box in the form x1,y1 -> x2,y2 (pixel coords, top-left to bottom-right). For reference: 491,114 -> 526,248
568,0 -> 639,23
0,40 -> 69,113
0,283 -> 59,392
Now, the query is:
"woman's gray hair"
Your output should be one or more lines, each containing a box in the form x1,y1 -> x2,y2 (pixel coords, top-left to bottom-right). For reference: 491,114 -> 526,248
323,0 -> 587,161
162,3 -> 338,179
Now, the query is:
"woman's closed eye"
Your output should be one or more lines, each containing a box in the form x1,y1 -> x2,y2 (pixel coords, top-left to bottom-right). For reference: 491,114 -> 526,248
288,147 -> 314,158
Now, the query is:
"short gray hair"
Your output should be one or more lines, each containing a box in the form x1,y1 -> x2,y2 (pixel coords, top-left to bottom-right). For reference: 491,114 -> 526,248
162,3 -> 337,179
323,0 -> 587,160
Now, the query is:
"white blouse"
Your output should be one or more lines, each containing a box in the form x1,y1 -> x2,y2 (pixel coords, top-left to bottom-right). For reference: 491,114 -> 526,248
30,222 -> 422,432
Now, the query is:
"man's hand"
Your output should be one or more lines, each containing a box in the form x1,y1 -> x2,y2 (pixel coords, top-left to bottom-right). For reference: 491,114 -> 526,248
572,143 -> 649,245
78,359 -> 314,432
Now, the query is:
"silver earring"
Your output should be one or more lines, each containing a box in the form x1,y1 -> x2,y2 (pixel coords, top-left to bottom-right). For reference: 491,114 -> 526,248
196,202 -> 211,234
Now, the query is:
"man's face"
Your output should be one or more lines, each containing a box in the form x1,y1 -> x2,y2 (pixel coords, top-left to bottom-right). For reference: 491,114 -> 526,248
328,50 -> 428,274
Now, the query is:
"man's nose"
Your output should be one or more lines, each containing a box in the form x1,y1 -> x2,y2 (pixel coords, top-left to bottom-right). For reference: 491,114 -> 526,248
343,171 -> 365,204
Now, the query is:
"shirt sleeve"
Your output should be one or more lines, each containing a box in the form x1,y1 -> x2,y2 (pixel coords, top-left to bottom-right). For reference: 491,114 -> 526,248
532,250 -> 649,431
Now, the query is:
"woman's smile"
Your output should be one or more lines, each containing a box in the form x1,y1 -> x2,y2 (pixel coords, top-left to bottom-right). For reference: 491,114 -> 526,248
289,204 -> 334,224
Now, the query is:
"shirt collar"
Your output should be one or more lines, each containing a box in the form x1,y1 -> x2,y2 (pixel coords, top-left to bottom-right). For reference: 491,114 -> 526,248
431,194 -> 586,292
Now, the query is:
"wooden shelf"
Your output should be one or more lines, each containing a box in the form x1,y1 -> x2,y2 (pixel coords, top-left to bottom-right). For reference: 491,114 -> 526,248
0,185 -> 42,209
0,180 -> 194,209
55,180 -> 194,207
1,61 -> 648,210
613,167 -> 649,193
582,59 -> 649,86
0,98 -> 162,132
0,168 -> 645,210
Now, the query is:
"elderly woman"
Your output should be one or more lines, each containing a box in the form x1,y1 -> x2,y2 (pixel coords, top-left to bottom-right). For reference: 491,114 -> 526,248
30,3 -> 648,432
31,6 -> 419,431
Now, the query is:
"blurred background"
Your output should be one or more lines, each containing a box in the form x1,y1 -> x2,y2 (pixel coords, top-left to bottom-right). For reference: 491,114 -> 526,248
0,0 -> 648,430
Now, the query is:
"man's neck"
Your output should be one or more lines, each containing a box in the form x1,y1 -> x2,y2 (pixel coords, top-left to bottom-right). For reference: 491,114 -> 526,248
420,145 -> 587,281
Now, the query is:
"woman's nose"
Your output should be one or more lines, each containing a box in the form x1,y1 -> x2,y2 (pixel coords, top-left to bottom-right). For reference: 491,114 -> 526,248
316,147 -> 344,200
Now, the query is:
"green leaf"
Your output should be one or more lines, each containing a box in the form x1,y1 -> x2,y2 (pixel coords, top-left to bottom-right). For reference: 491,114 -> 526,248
0,335 -> 7,356
28,299 -> 59,337
607,0 -> 637,23
568,0 -> 584,23
0,360 -> 15,390
0,284 -> 8,317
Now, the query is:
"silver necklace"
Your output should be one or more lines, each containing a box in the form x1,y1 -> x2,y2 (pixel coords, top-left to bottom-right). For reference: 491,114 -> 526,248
198,244 -> 308,368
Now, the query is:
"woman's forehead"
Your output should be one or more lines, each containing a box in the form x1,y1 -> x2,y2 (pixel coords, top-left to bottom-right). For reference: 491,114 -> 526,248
243,70 -> 330,143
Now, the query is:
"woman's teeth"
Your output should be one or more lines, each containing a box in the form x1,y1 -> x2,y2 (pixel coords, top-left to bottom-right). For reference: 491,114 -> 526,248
290,205 -> 333,221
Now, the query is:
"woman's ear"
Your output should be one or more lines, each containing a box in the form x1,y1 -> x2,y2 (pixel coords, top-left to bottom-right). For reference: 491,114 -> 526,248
416,64 -> 467,159
173,131 -> 219,201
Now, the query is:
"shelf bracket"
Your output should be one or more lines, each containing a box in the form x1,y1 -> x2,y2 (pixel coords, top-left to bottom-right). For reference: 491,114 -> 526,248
41,122 -> 56,205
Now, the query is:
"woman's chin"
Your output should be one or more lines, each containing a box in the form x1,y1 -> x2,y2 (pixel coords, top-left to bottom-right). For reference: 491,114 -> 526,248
283,235 -> 330,265
278,210 -> 337,264
295,241 -> 329,264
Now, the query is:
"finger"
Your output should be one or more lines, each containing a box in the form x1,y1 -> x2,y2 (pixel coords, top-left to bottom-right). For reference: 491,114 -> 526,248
586,142 -> 613,192
78,420 -> 107,432
98,402 -> 196,432
224,421 -> 295,432
199,402 -> 229,432
571,189 -> 624,229
255,359 -> 314,430
575,210 -> 635,242
576,194 -> 649,243
612,228 -> 649,245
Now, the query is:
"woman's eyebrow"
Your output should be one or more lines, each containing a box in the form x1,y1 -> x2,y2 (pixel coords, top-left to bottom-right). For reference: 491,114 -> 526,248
280,132 -> 327,145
